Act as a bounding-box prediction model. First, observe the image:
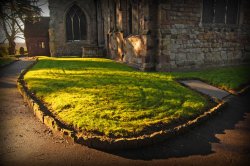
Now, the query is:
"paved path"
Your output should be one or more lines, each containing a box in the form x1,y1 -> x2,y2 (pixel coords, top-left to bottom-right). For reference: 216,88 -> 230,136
180,80 -> 230,100
0,59 -> 250,166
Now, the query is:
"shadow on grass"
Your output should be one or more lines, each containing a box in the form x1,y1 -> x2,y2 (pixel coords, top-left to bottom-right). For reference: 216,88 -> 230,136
31,58 -> 135,72
25,58 -> 250,159
24,73 -> 207,137
103,91 -> 250,160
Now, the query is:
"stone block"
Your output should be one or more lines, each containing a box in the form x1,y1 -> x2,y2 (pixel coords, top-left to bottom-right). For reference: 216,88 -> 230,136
162,39 -> 170,46
44,116 -> 56,130
170,29 -> 177,34
245,46 -> 250,51
181,29 -> 187,34
162,49 -> 170,55
184,60 -> 196,66
220,51 -> 228,60
170,60 -> 176,67
213,52 -> 221,60
194,39 -> 200,44
176,53 -> 187,61
33,103 -> 40,115
171,44 -> 181,50
212,43 -> 221,48
197,53 -> 205,61
176,60 -> 186,66
195,60 -> 204,65
189,34 -> 196,39
82,47 -> 103,57
170,53 -> 176,60
176,40 -> 183,44
233,51 -> 242,59
161,29 -> 171,35
62,129 -> 73,136
187,53 -> 198,61
137,58 -> 143,64
34,108 -> 44,123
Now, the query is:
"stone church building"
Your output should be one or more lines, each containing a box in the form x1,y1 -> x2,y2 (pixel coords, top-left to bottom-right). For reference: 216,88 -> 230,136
48,0 -> 250,71
24,17 -> 50,56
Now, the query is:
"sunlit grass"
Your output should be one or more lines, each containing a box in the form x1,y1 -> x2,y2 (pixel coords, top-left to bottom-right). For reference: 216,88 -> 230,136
172,65 -> 250,91
24,57 -> 250,137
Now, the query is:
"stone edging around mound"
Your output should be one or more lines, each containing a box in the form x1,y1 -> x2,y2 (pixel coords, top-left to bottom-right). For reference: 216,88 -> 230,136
18,60 -> 229,150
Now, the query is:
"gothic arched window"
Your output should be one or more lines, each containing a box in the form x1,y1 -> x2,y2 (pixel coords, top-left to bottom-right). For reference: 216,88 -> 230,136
66,4 -> 87,41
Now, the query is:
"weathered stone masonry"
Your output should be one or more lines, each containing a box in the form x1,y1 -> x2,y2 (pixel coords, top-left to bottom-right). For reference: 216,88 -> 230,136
157,0 -> 250,71
48,0 -> 250,71
48,0 -> 100,56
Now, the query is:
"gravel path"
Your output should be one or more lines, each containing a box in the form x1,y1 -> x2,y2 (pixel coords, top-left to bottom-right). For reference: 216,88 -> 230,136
0,58 -> 249,166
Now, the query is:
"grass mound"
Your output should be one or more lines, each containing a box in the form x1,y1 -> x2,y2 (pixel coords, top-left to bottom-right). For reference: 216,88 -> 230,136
24,57 -> 250,137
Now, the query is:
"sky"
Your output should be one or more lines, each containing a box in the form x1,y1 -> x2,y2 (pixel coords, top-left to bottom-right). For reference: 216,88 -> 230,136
15,0 -> 50,43
39,0 -> 50,17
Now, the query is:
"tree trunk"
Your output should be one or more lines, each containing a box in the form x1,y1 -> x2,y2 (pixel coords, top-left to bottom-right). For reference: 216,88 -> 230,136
8,39 -> 16,55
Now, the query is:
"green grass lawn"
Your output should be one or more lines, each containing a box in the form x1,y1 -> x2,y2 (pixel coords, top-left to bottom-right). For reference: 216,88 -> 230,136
24,57 -> 250,137
0,56 -> 16,67
172,66 -> 250,91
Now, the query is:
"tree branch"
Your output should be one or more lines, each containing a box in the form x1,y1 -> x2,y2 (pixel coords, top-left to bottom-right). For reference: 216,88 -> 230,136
0,0 -> 41,54
1,19 -> 11,39
4,11 -> 24,33
15,36 -> 25,39
0,38 -> 7,44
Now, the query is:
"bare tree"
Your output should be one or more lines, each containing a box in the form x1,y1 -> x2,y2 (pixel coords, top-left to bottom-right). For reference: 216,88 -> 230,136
0,0 -> 41,55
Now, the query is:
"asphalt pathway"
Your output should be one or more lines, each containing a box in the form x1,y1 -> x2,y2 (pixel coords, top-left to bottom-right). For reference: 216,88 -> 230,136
0,58 -> 250,166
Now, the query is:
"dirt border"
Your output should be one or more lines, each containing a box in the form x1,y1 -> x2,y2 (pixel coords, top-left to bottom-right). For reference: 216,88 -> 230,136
17,59 -> 231,150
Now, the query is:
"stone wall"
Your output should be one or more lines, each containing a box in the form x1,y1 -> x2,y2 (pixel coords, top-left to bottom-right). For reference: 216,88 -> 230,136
48,0 -> 249,70
108,32 -> 148,69
26,37 -> 50,56
156,0 -> 250,71
106,0 -> 157,70
82,46 -> 103,57
48,0 -> 98,57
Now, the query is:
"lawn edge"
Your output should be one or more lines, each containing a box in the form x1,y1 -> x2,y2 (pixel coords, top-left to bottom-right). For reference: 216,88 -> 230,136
18,59 -> 232,150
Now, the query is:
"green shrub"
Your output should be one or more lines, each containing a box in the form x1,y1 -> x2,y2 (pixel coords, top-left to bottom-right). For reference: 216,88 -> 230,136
0,46 -> 8,57
19,47 -> 25,55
